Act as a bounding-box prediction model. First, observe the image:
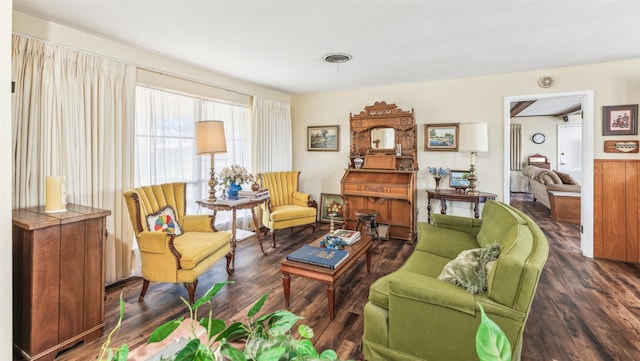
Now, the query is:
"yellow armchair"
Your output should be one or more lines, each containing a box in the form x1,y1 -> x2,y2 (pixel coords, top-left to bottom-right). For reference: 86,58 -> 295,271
259,171 -> 317,247
123,182 -> 231,304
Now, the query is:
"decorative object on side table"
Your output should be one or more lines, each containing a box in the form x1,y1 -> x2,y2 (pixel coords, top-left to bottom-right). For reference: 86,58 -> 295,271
458,123 -> 489,195
219,164 -> 255,199
320,234 -> 347,250
428,166 -> 449,191
194,120 -> 227,202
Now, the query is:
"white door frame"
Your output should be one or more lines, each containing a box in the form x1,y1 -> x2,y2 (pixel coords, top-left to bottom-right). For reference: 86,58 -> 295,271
503,90 -> 594,258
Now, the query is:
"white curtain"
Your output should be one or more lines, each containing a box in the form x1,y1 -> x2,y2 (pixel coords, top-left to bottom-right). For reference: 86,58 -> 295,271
509,123 -> 529,192
12,34 -> 136,283
251,96 -> 292,173
135,86 -> 251,228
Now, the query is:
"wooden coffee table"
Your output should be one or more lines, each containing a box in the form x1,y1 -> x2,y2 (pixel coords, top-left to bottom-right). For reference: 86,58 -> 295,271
280,235 -> 372,320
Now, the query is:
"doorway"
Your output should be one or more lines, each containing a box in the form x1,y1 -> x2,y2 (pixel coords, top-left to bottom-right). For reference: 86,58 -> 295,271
503,90 -> 594,258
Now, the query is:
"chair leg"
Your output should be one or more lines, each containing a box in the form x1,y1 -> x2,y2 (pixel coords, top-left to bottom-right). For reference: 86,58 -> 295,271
183,279 -> 198,305
138,279 -> 150,302
225,252 -> 235,275
271,229 -> 277,248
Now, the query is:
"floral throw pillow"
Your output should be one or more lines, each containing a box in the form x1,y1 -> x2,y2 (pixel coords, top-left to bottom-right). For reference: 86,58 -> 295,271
146,205 -> 183,236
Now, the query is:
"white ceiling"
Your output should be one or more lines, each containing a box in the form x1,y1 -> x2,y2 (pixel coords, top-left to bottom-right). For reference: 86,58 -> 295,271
12,1 -> 640,95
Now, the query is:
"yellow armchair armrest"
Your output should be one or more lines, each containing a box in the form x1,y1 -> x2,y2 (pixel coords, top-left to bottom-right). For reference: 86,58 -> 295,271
138,231 -> 171,254
292,191 -> 311,207
182,214 -> 214,232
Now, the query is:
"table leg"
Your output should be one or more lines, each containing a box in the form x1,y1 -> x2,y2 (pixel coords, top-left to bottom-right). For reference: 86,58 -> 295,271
282,272 -> 291,308
229,208 -> 237,272
427,198 -> 432,223
366,246 -> 372,273
251,208 -> 266,255
474,200 -> 480,219
327,283 -> 335,320
441,199 -> 447,214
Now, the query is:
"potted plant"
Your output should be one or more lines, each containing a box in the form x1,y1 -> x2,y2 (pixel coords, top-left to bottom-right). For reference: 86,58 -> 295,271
99,281 -> 348,361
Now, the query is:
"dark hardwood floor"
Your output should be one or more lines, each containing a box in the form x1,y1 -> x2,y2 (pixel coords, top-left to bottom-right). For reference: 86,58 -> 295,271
17,196 -> 640,360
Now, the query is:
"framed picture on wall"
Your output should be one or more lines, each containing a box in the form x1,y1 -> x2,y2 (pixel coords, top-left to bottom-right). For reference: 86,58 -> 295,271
307,125 -> 339,151
425,123 -> 459,151
319,193 -> 344,223
603,104 -> 638,135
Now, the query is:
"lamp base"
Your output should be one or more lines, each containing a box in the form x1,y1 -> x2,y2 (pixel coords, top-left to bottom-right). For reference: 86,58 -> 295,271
466,152 -> 478,195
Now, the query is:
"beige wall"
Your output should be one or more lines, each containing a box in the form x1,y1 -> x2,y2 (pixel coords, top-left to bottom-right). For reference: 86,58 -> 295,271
292,59 -> 640,222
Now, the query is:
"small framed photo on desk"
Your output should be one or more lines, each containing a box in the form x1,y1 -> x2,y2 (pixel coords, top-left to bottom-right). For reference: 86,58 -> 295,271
449,170 -> 471,190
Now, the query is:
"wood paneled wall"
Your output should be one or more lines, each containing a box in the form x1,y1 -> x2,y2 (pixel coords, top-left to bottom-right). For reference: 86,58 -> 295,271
594,159 -> 640,262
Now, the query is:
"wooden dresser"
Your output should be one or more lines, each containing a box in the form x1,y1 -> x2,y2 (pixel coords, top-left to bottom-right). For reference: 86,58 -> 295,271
341,101 -> 417,242
12,204 -> 111,361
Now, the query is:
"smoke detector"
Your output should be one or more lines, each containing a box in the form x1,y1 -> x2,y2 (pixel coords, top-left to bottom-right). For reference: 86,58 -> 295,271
538,76 -> 555,88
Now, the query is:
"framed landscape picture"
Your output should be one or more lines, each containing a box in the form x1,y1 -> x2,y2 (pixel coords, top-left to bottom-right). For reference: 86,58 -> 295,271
603,104 -> 638,135
319,193 -> 344,223
425,123 -> 459,151
308,125 -> 339,151
449,169 -> 471,189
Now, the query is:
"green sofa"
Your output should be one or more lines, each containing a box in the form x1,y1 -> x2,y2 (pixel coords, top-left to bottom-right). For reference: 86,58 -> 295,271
362,201 -> 549,361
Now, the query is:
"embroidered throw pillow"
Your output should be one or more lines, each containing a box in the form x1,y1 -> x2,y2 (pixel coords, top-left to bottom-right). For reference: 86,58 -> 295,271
146,205 -> 183,236
438,243 -> 501,294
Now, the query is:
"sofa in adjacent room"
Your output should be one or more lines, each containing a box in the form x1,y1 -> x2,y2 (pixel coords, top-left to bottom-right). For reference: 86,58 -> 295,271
362,201 -> 549,361
521,165 -> 581,209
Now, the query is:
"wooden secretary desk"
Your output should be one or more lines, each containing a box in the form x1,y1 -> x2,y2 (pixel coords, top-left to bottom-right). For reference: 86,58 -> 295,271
341,101 -> 417,242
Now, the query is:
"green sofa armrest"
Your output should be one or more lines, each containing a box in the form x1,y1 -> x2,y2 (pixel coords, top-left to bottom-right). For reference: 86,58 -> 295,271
182,214 -> 214,232
431,213 -> 483,236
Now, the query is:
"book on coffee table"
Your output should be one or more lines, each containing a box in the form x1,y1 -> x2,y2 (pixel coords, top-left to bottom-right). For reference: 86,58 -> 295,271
333,229 -> 361,245
286,245 -> 349,269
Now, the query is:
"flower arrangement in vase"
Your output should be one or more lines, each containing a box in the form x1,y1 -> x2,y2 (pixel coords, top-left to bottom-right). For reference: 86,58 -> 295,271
428,166 -> 449,191
218,164 -> 255,199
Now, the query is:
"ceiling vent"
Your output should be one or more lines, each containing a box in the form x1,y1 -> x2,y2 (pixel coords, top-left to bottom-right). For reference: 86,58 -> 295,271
324,53 -> 352,63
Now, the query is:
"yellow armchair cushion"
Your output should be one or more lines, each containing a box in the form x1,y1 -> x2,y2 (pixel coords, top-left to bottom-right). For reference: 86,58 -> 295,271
269,205 -> 317,222
173,231 -> 231,270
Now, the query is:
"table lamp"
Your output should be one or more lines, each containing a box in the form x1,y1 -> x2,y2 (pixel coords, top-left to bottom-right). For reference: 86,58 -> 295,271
458,123 -> 488,195
195,120 -> 227,202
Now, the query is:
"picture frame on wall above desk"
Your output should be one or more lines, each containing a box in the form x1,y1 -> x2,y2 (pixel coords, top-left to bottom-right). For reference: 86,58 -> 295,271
308,125 -> 340,151
424,123 -> 459,151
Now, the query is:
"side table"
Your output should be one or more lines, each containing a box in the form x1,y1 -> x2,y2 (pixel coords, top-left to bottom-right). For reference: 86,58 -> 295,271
426,189 -> 497,223
197,197 -> 269,272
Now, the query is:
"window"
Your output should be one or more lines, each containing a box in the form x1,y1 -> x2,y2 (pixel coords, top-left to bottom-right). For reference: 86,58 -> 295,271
135,86 -> 251,214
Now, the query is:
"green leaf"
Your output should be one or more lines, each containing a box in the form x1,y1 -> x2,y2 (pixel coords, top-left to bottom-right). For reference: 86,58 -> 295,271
174,338 -> 202,361
476,304 -> 512,361
318,349 -> 338,360
267,310 -> 302,336
248,293 -> 269,318
147,317 -> 184,344
215,321 -> 247,342
256,346 -> 287,361
220,341 -> 247,361
200,317 -> 226,339
298,324 -> 314,339
294,339 -> 317,357
112,345 -> 129,361
192,281 -> 233,311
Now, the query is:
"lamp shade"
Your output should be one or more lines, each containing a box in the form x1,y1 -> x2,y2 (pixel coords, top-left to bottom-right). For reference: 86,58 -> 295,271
458,123 -> 488,152
194,120 -> 227,155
